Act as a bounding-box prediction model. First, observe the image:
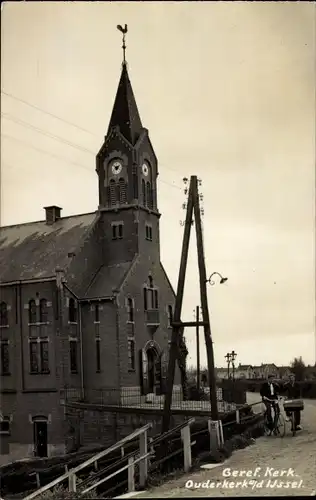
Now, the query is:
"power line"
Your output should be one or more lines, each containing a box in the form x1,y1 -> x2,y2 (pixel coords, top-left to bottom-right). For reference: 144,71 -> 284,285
1,89 -> 98,136
1,133 -> 183,191
1,112 -> 95,156
1,133 -> 94,174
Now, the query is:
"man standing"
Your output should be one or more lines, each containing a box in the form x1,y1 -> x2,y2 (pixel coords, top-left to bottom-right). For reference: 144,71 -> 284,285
283,373 -> 302,431
260,374 -> 280,432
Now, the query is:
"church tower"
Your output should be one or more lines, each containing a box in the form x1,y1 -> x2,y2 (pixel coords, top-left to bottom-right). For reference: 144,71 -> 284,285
96,27 -> 160,265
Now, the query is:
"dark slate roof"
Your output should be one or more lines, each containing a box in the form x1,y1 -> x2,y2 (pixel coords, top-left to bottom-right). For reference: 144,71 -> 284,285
107,63 -> 143,145
0,213 -> 97,283
84,261 -> 133,299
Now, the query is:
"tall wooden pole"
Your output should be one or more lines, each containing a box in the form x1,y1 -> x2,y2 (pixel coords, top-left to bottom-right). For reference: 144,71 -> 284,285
196,305 -> 200,392
192,176 -> 219,421
161,179 -> 195,435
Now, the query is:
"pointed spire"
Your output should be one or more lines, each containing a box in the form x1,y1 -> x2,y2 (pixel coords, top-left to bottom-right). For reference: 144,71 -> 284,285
107,25 -> 143,145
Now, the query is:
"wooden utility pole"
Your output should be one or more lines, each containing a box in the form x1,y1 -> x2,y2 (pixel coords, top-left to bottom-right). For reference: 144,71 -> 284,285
196,305 -> 200,392
161,175 -> 219,436
193,178 -> 219,421
161,178 -> 194,435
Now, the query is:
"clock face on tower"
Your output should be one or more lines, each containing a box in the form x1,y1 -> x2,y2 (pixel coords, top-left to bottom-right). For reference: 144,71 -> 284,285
111,160 -> 123,175
142,163 -> 149,176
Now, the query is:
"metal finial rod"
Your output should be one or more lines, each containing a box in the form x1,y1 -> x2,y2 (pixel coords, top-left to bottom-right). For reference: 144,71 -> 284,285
117,24 -> 128,65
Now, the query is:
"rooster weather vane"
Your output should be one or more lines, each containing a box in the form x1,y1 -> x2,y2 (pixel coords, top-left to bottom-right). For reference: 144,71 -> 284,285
117,24 -> 128,64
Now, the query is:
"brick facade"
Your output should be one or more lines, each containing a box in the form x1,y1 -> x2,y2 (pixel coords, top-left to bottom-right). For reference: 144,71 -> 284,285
0,58 -> 181,462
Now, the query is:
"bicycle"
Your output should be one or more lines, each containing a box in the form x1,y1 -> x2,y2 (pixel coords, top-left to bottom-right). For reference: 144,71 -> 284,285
263,396 -> 286,437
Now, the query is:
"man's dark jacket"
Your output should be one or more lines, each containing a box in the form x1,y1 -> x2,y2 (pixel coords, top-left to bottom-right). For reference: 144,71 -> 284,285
260,382 -> 280,400
283,381 -> 301,399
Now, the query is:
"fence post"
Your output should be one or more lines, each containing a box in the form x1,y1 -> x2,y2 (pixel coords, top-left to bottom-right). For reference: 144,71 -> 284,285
236,409 -> 240,424
208,420 -> 221,451
219,419 -> 224,446
35,473 -> 40,489
139,429 -> 148,488
68,473 -> 77,492
127,456 -> 135,492
181,424 -> 192,472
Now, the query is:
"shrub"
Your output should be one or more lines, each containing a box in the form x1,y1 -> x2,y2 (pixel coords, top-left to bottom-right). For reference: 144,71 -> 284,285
36,485 -> 97,500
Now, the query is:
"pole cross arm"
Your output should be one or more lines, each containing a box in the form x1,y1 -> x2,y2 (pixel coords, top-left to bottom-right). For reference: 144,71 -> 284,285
171,321 -> 209,328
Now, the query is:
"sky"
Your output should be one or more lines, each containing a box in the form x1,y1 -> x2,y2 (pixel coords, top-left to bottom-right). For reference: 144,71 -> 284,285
1,1 -> 315,368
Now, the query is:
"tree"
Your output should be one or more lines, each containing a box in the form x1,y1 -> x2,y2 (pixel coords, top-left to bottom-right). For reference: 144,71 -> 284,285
290,356 -> 306,381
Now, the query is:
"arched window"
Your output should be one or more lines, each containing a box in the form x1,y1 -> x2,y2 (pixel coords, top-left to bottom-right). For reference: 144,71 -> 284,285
0,302 -> 8,326
39,299 -> 48,323
146,182 -> 152,209
119,178 -> 127,204
69,298 -> 77,323
29,299 -> 37,324
142,179 -> 146,207
109,179 -> 117,206
127,298 -> 134,322
143,277 -> 159,310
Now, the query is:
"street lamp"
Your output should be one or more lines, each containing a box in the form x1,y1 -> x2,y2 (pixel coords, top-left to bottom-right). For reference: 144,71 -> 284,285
231,350 -> 237,380
206,272 -> 228,286
225,352 -> 232,379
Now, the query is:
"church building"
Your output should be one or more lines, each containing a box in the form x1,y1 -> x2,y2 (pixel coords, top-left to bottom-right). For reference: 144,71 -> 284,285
0,42 -> 178,460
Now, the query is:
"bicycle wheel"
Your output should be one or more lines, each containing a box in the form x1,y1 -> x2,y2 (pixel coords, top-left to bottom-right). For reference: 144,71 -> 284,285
276,412 -> 286,437
263,413 -> 272,436
291,413 -> 296,437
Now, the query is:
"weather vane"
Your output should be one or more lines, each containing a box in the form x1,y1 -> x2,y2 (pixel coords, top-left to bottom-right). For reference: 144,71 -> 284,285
117,24 -> 128,64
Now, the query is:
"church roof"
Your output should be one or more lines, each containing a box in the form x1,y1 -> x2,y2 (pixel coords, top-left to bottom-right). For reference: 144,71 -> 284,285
0,213 -> 97,283
84,261 -> 134,299
107,63 -> 143,145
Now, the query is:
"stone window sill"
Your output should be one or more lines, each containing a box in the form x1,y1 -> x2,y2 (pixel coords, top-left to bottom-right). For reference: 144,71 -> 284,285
0,325 -> 9,329
28,322 -> 49,327
30,371 -> 50,375
68,322 -> 78,325
0,372 -> 11,376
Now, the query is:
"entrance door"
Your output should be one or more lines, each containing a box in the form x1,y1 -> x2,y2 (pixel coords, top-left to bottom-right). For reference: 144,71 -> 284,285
147,348 -> 156,393
34,421 -> 48,457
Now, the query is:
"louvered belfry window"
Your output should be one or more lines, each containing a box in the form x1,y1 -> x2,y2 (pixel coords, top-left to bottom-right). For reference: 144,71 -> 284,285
119,178 -> 127,203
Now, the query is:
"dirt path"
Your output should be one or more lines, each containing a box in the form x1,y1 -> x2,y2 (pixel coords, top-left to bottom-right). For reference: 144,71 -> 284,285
134,394 -> 316,497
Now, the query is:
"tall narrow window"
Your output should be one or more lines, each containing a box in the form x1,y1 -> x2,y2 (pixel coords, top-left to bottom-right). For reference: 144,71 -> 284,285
30,341 -> 39,373
128,339 -> 135,371
143,288 -> 148,311
95,304 -> 100,323
127,298 -> 134,322
109,179 -> 116,206
142,179 -> 146,206
167,305 -> 173,327
29,339 -> 49,374
132,172 -> 138,199
118,224 -> 123,239
112,223 -> 123,240
29,299 -> 37,324
96,337 -> 101,373
0,302 -> 8,327
119,178 -> 127,203
0,340 -> 10,375
146,182 -> 152,209
40,341 -> 49,373
145,225 -> 152,241
39,299 -> 48,323
70,339 -> 78,374
69,298 -> 77,323
154,289 -> 159,309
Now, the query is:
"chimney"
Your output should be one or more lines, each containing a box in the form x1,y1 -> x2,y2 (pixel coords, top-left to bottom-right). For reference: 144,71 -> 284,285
44,206 -> 62,225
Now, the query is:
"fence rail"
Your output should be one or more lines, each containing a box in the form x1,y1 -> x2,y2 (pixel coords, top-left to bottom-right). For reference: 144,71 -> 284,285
60,386 -> 237,413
